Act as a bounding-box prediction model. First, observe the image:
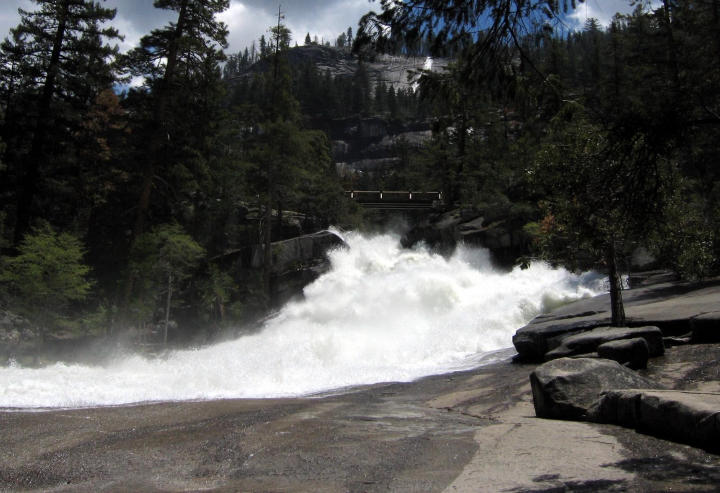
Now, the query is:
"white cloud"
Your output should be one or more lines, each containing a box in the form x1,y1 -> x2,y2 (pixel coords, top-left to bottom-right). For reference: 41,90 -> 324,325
568,0 -> 661,28
220,2 -> 276,53
111,14 -> 144,53
221,0 -> 372,53
0,0 -> 33,39
284,0 -> 372,48
128,75 -> 145,88
0,0 -> 373,54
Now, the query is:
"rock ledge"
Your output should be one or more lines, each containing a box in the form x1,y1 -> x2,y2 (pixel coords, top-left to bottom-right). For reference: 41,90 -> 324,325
589,389 -> 720,453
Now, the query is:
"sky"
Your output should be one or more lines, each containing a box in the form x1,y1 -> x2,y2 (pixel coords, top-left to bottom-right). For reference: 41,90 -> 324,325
0,0 -> 648,56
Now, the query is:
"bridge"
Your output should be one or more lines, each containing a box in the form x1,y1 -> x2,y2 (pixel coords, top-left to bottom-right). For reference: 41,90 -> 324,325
345,191 -> 443,210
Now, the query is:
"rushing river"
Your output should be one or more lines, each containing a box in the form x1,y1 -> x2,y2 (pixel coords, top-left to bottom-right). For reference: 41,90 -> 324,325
0,230 -> 604,409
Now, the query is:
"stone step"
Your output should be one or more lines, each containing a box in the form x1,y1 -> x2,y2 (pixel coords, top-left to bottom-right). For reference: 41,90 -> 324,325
589,389 -> 720,453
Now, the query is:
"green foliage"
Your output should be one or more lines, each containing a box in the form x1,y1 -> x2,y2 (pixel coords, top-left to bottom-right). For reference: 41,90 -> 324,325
0,225 -> 93,328
654,181 -> 719,279
356,0 -> 583,61
129,223 -> 205,331
197,264 -> 236,326
531,106 -> 668,266
131,224 -> 205,290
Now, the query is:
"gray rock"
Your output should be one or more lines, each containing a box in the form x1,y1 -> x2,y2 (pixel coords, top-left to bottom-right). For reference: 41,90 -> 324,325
690,311 -> 720,343
530,357 -> 662,420
269,231 -> 346,306
513,319 -> 602,361
331,140 -> 349,157
597,337 -> 649,369
589,389 -> 720,453
249,230 -> 345,273
513,278 -> 720,361
544,326 -> 664,361
0,309 -> 39,346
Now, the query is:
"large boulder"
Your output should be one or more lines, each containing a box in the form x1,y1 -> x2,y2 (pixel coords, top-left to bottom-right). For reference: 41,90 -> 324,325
544,326 -> 664,361
530,357 -> 663,420
264,231 -> 346,306
589,389 -> 720,453
248,230 -> 345,273
597,338 -> 649,369
512,319 -> 602,361
400,210 -> 462,252
690,311 -> 720,343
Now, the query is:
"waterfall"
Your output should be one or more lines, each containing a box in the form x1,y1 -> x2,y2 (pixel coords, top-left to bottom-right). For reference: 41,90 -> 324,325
0,231 -> 603,409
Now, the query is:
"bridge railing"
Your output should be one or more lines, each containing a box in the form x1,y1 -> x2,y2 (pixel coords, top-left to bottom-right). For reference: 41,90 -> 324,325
344,190 -> 443,209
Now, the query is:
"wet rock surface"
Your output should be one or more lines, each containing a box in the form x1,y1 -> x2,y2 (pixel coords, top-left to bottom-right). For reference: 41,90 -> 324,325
2,344 -> 720,492
401,208 -> 530,265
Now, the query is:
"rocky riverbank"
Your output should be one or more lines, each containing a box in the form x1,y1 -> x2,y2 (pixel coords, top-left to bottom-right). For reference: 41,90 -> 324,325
1,277 -> 719,492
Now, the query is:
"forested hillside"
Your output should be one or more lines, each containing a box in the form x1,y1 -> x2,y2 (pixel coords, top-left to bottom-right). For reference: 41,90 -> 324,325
1,0 -> 718,344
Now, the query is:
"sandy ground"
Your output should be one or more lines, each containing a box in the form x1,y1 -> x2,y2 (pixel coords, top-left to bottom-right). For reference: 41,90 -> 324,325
1,343 -> 719,492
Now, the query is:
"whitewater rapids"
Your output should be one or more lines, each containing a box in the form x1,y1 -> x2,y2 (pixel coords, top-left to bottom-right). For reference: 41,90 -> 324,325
0,231 -> 604,409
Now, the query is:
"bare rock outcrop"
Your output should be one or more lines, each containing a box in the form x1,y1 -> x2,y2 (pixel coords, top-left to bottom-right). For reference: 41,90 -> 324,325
530,357 -> 663,420
544,326 -> 664,361
513,277 -> 720,361
589,389 -> 720,453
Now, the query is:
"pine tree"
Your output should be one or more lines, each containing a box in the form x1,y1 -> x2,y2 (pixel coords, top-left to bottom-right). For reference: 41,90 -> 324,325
336,32 -> 347,49
124,0 -> 228,238
122,0 -> 229,309
0,0 -> 121,244
237,11 -> 344,301
259,34 -> 267,56
130,223 -> 204,344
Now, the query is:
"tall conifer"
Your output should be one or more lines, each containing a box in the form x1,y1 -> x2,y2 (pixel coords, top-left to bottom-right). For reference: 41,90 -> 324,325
0,0 -> 120,244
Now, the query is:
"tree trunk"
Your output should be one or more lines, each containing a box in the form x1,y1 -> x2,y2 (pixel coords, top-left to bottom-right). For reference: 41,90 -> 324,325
263,181 -> 273,304
661,0 -> 680,91
123,0 -> 188,311
261,7 -> 284,304
128,0 -> 188,243
610,22 -> 621,101
164,272 -> 173,345
606,243 -> 626,327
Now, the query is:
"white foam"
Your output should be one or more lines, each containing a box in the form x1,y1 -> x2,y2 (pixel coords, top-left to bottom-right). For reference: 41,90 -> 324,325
0,231 -> 603,408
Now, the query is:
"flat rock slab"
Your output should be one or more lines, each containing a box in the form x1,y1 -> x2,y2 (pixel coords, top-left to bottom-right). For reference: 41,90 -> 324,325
590,389 -> 720,453
2,345 -> 720,492
545,326 -> 663,361
513,278 -> 720,360
530,357 -> 662,420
